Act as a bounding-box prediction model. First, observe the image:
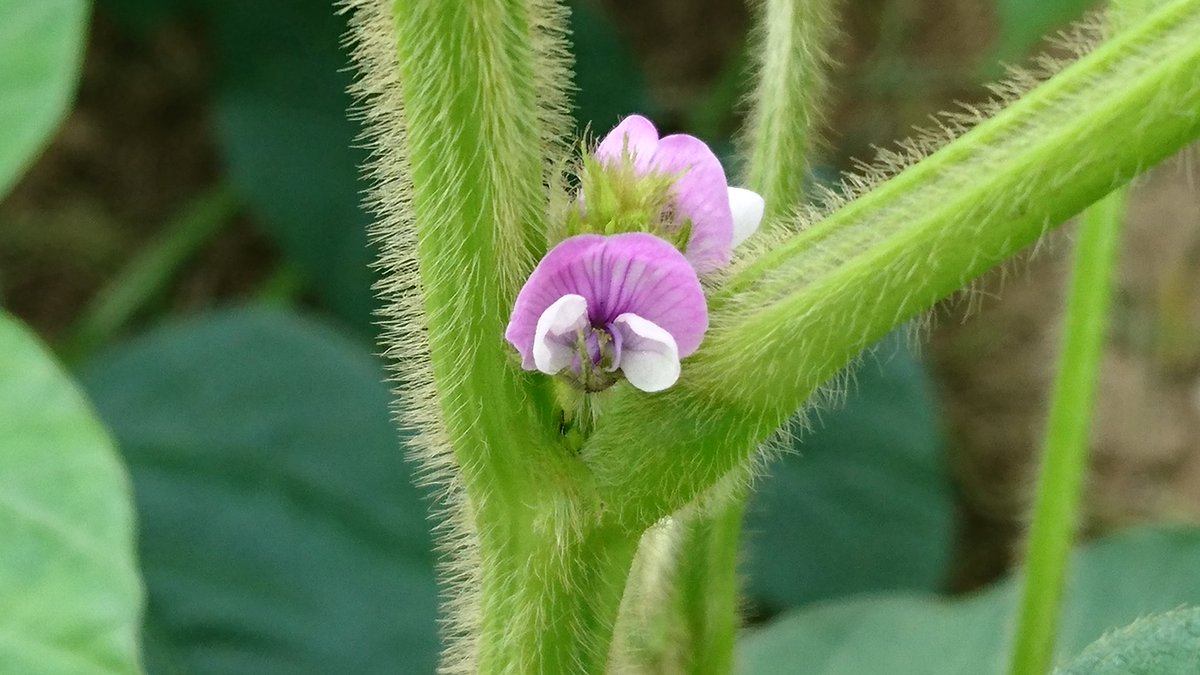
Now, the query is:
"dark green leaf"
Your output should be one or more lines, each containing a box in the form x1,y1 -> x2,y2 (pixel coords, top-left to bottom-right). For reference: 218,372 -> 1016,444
210,0 -> 377,330
1056,607 -> 1200,675
81,308 -> 439,674
739,526 -> 1200,675
0,0 -> 89,198
569,0 -> 657,130
743,333 -> 954,613
992,0 -> 1100,64
0,310 -> 143,675
98,0 -> 197,33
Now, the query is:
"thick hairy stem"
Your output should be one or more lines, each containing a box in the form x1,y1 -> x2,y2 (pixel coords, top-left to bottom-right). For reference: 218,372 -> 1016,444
582,0 -> 1200,533
389,0 -> 557,500
475,522 -> 640,673
353,0 -> 639,671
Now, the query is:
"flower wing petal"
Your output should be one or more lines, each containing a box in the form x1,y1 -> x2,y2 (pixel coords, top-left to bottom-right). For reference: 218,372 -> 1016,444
532,294 -> 589,374
651,134 -> 734,273
612,313 -> 680,392
595,115 -> 659,173
728,187 -> 765,247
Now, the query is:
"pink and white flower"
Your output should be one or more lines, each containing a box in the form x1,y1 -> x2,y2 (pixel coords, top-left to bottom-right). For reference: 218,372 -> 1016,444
505,233 -> 707,392
506,116 -> 764,393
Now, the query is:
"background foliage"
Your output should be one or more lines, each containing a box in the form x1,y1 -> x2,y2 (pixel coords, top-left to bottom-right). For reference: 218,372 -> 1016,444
1,0 -> 1197,672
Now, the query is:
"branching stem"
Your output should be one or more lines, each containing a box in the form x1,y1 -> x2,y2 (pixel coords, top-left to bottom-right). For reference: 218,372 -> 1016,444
584,0 -> 1200,533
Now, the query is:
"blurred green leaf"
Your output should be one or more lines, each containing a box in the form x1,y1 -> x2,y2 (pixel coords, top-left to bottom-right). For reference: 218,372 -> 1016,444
0,310 -> 143,675
92,0 -> 375,328
99,0 -> 196,32
992,0 -> 1100,64
98,0 -> 656,331
0,0 -> 89,199
569,0 -> 657,130
743,333 -> 954,613
81,308 -> 439,674
1056,607 -> 1200,674
738,526 -> 1200,674
209,0 -> 376,331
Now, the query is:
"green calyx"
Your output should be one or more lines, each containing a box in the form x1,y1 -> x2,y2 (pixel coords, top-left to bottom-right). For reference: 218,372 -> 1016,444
566,153 -> 692,251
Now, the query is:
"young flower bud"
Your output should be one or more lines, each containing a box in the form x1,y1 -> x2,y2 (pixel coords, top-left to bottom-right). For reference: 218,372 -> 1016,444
591,115 -> 765,272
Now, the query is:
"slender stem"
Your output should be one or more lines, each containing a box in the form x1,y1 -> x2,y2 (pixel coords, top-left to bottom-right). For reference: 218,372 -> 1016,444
1007,188 -> 1128,675
1008,4 -> 1147,671
61,183 -> 238,363
673,493 -> 745,675
740,0 -> 839,223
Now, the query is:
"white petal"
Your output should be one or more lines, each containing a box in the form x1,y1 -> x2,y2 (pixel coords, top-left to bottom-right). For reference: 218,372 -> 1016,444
612,313 -> 680,392
728,186 -> 765,247
533,294 -> 589,375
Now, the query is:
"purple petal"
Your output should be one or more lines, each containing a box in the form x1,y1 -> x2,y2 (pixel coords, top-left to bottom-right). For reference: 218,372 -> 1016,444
650,134 -> 734,273
506,235 -> 605,369
595,115 -> 659,174
586,233 -> 708,357
505,233 -> 708,369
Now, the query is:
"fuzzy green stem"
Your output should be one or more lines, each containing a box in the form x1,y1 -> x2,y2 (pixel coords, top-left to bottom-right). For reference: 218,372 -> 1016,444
740,0 -> 839,222
61,183 -> 238,364
475,523 -> 640,673
583,0 -> 1200,533
1006,189 -> 1127,675
654,3 -> 841,663
1007,6 -> 1148,672
390,0 -> 556,498
672,496 -> 744,675
386,0 -> 639,670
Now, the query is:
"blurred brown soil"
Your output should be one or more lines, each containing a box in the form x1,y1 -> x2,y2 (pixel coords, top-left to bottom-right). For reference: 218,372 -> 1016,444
934,160 -> 1200,588
2,0 -> 1198,596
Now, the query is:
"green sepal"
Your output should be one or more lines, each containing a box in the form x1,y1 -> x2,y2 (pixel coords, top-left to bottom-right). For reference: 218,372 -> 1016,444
572,153 -> 686,247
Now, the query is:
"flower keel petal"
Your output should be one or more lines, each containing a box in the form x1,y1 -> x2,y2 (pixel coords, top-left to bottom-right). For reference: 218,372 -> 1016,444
612,313 -> 680,392
533,294 -> 589,374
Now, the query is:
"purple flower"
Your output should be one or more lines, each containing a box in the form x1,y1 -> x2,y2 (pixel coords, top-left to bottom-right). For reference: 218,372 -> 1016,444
594,115 -> 765,273
505,116 -> 764,393
505,233 -> 708,392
